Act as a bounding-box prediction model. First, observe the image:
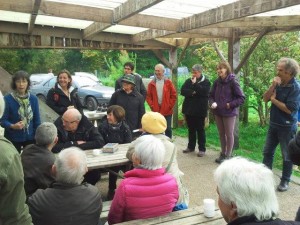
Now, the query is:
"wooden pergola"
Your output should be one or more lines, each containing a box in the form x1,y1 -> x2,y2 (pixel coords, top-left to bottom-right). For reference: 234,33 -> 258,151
1,0 -> 300,127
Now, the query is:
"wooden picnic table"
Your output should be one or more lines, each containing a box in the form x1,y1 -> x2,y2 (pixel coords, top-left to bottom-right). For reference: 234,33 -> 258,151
85,143 -> 131,170
113,206 -> 225,225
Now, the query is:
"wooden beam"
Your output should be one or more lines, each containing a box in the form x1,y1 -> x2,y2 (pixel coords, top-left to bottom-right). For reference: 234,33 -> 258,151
28,0 -> 42,34
234,28 -> 269,74
83,22 -> 111,40
132,29 -> 175,43
180,0 -> 300,32
113,0 -> 163,23
152,50 -> 172,68
211,41 -> 226,61
176,38 -> 192,67
187,28 -> 232,38
0,0 -> 32,13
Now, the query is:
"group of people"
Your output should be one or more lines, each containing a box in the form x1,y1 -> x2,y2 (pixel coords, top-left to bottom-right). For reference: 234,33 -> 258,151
0,57 -> 300,225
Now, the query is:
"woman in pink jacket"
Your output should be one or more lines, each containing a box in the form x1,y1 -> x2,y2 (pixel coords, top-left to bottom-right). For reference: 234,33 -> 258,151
107,135 -> 179,224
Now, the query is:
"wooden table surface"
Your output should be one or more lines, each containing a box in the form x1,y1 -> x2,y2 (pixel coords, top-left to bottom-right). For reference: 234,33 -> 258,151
86,143 -> 130,170
114,206 -> 225,225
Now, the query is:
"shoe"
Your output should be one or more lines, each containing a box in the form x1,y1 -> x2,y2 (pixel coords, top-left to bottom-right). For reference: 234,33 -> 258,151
277,180 -> 289,192
183,148 -> 194,153
215,154 -> 226,164
197,151 -> 205,157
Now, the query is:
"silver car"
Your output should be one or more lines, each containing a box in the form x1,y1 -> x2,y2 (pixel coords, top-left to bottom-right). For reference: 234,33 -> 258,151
30,76 -> 114,111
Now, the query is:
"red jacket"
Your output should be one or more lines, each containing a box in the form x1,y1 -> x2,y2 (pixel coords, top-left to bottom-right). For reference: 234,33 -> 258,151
146,78 -> 177,116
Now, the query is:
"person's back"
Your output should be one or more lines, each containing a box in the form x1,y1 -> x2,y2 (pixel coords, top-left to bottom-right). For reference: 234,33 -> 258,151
27,147 -> 102,225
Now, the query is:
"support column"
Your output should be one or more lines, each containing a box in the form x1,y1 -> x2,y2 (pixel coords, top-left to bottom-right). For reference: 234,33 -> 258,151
169,47 -> 178,128
228,29 -> 240,150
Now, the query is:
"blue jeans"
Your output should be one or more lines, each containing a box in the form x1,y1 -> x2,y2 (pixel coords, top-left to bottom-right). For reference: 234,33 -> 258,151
164,115 -> 172,139
262,125 -> 296,182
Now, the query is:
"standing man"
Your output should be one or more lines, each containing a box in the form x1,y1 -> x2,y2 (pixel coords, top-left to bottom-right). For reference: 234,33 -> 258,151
262,57 -> 300,192
146,64 -> 177,138
181,64 -> 211,157
115,62 -> 147,100
109,74 -> 145,138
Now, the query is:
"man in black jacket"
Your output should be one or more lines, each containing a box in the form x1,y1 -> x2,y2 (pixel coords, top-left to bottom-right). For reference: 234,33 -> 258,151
27,147 -> 102,225
21,122 -> 57,196
53,108 -> 105,184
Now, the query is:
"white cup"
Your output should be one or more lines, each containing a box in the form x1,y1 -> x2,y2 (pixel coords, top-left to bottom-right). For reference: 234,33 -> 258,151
93,149 -> 101,156
203,199 -> 216,218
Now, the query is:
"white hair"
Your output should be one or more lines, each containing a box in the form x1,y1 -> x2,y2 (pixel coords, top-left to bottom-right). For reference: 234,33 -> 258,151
35,122 -> 57,146
134,135 -> 165,170
54,147 -> 87,185
155,63 -> 165,72
0,90 -> 4,117
214,157 -> 278,221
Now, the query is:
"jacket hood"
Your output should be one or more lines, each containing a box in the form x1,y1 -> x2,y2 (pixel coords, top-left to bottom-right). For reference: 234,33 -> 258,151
219,73 -> 235,83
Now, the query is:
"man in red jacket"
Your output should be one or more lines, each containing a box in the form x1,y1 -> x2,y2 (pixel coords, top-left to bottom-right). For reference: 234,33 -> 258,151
146,64 -> 177,139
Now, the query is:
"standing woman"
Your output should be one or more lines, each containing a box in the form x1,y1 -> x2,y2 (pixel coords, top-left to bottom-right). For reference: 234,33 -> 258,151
209,61 -> 245,163
47,69 -> 83,115
98,105 -> 132,200
1,71 -> 41,152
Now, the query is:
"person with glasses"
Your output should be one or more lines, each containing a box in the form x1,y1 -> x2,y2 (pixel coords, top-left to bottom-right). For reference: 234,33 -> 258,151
53,108 -> 105,185
0,70 -> 41,153
115,62 -> 147,100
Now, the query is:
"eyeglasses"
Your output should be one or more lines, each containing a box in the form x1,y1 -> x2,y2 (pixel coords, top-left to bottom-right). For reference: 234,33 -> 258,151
62,117 -> 78,124
124,67 -> 132,71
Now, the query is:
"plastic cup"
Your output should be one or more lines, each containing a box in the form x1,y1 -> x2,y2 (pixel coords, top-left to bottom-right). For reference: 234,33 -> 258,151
203,199 -> 216,218
93,149 -> 101,156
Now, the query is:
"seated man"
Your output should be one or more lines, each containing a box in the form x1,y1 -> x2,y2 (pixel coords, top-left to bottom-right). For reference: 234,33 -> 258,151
21,122 -> 57,196
0,90 -> 33,225
214,157 -> 300,225
27,147 -> 102,225
53,108 -> 105,185
127,111 -> 189,208
108,135 -> 178,224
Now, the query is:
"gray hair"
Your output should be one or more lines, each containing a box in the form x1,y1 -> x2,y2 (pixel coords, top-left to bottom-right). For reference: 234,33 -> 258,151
155,64 -> 165,72
214,157 -> 278,221
192,64 -> 202,72
134,135 -> 165,170
0,90 -> 4,117
35,122 -> 57,146
278,57 -> 300,77
54,147 -> 87,185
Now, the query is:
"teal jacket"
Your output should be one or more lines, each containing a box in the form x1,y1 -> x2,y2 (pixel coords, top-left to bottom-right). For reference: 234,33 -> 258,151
0,136 -> 32,225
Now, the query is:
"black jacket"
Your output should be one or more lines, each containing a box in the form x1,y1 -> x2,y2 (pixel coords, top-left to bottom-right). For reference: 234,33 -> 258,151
47,83 -> 83,115
27,182 -> 102,225
109,89 -> 145,132
53,115 -> 105,153
98,118 -> 132,144
21,144 -> 55,196
115,74 -> 147,100
181,75 -> 211,117
228,215 -> 300,225
288,131 -> 300,166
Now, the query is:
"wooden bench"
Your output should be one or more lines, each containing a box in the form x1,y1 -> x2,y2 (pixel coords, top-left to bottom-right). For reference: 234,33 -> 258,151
112,206 -> 225,225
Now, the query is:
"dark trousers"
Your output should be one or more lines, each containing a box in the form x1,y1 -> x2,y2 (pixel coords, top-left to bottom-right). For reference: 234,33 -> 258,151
185,115 -> 206,151
108,165 -> 127,190
164,115 -> 172,139
11,140 -> 35,153
84,169 -> 101,185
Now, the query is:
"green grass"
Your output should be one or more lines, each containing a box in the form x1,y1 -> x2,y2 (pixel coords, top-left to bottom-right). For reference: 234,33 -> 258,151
173,122 -> 300,177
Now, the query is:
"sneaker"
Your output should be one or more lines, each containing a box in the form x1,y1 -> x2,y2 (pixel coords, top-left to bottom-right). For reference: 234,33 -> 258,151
277,180 -> 289,192
197,151 -> 205,157
183,148 -> 194,153
215,154 -> 226,164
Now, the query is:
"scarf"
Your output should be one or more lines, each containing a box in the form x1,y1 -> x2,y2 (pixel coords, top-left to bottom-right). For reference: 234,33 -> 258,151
11,91 -> 33,133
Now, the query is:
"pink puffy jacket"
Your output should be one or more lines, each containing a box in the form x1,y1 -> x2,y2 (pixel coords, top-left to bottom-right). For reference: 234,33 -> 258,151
107,168 -> 178,224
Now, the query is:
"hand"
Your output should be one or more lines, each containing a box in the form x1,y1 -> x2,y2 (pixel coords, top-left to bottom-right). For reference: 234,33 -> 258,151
211,102 -> 217,109
273,76 -> 281,85
226,103 -> 230,109
67,105 -> 75,109
270,91 -> 276,101
191,77 -> 196,84
11,121 -> 24,130
77,140 -> 86,145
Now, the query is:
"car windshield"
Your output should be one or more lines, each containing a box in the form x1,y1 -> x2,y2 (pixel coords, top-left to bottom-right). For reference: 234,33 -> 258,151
73,76 -> 98,88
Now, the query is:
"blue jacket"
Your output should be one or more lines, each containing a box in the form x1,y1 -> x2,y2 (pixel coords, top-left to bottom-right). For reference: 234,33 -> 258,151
270,78 -> 300,128
1,93 -> 41,142
209,74 -> 245,117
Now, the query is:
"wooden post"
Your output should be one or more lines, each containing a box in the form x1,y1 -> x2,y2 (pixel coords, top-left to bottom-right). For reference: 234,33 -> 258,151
169,47 -> 178,128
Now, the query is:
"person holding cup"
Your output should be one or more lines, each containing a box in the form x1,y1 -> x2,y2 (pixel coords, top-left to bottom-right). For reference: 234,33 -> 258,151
214,157 -> 300,225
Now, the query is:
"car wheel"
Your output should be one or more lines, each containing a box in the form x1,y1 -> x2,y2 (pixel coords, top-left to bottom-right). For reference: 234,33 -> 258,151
86,97 -> 98,111
37,94 -> 46,102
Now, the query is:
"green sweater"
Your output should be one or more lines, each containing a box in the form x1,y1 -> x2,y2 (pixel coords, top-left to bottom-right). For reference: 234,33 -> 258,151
0,136 -> 32,225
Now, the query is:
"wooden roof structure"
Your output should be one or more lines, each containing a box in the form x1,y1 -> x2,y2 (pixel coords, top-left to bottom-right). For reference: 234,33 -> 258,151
0,0 -> 299,50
